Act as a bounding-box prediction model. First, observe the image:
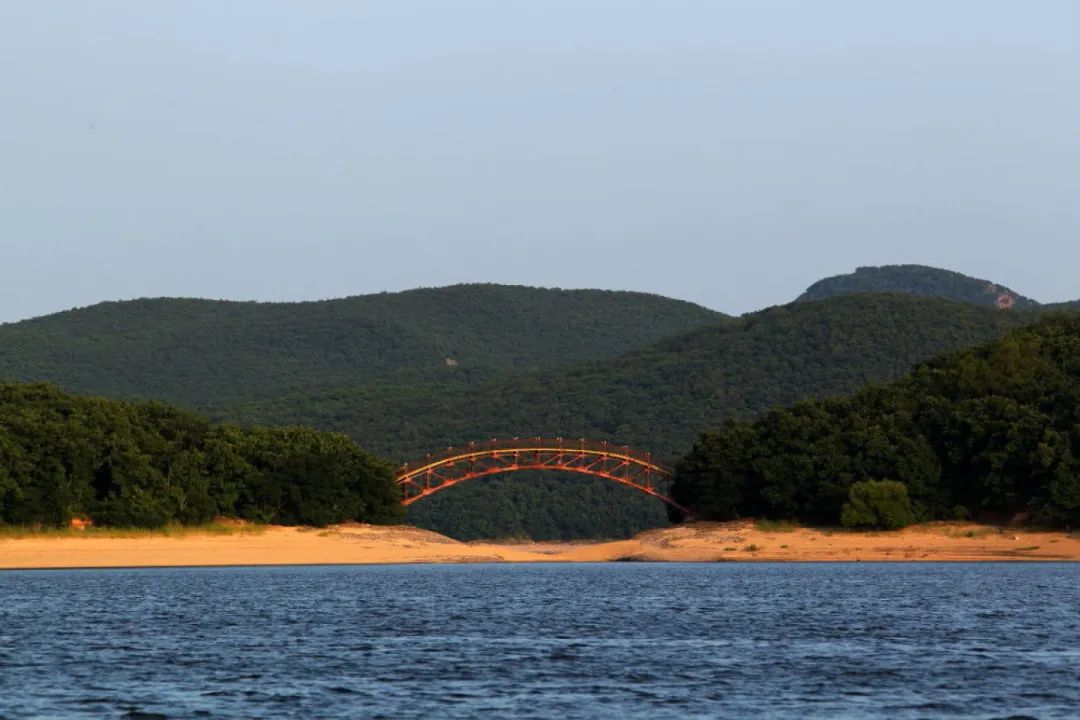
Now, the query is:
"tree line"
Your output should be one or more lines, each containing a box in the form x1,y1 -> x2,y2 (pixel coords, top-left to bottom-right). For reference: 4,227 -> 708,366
0,383 -> 403,528
671,315 -> 1080,528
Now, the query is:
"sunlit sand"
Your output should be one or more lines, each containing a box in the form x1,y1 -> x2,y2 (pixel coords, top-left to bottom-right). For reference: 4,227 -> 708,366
2,521 -> 1078,569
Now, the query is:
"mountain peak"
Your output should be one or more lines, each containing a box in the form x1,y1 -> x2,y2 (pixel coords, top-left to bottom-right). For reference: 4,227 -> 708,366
797,265 -> 1039,309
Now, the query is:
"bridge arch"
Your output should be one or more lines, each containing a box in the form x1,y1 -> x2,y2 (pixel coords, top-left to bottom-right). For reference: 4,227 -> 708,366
395,438 -> 687,513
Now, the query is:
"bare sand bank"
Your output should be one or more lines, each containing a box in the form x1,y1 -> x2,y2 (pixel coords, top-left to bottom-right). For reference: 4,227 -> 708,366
2,521 -> 1078,569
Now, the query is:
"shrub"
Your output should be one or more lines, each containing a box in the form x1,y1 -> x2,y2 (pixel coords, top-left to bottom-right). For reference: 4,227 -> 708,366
841,480 -> 914,530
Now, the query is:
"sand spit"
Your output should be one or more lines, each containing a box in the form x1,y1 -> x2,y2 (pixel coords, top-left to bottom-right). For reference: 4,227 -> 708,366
1,521 -> 1078,570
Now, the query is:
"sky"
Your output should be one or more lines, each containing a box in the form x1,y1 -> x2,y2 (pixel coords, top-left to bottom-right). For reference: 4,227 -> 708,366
1,1 -> 1077,323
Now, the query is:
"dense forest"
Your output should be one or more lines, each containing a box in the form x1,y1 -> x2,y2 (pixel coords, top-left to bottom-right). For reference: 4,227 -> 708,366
229,294 -> 1031,538
0,383 -> 402,528
672,315 -> 1080,528
406,472 -> 673,541
0,284 -> 721,408
797,264 -> 1039,309
2,272 -> 1076,539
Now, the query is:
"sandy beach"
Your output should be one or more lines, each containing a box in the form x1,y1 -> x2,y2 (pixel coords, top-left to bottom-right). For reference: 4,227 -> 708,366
2,521 -> 1078,569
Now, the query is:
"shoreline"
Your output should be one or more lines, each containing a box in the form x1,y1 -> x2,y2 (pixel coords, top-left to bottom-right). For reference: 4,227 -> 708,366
4,559 -> 1077,573
2,521 -> 1078,570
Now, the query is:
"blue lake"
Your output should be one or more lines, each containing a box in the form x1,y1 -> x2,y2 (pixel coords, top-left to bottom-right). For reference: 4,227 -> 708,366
1,563 -> 1078,718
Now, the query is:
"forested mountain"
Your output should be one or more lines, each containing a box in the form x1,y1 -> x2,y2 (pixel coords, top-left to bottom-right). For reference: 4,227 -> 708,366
0,383 -> 402,528
797,265 -> 1039,309
672,314 -> 1080,527
0,285 -> 721,408
235,294 -> 1029,458
2,275 -> 1072,540
227,294 -> 1033,539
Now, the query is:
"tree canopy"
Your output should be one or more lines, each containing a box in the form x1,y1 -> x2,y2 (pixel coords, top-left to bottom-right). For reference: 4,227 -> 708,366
0,383 -> 402,528
0,284 -> 721,408
671,314 -> 1080,527
230,294 -> 1033,538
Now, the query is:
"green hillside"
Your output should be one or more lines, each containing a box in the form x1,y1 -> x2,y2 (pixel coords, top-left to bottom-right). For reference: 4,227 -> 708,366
234,294 -> 1030,458
797,265 -> 1039,309
229,294 -> 1033,539
673,313 -> 1080,527
0,285 -> 722,408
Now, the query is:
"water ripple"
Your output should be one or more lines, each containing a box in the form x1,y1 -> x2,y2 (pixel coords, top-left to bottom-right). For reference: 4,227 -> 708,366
0,563 -> 1077,718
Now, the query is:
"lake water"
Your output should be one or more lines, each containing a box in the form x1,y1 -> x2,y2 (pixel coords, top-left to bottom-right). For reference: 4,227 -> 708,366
1,563 -> 1078,718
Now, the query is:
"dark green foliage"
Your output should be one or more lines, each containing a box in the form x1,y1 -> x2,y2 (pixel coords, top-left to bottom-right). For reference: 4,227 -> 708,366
674,314 -> 1080,528
0,280 -> 1067,540
408,473 -> 668,541
234,294 -> 1028,457
0,284 -> 719,540
0,285 -> 721,409
224,294 -> 1028,538
797,265 -> 1039,309
841,481 -> 915,530
1044,301 -> 1080,311
0,383 -> 402,528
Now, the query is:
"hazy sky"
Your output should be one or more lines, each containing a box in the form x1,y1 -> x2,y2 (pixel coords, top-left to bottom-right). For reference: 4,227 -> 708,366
2,1 -> 1077,323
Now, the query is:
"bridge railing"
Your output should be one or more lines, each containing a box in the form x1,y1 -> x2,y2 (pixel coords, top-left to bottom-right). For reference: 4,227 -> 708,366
396,437 -> 672,475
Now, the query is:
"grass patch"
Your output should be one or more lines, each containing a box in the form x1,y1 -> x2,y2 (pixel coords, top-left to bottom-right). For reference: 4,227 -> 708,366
744,544 -> 761,552
1015,546 -> 1041,552
755,519 -> 800,532
0,521 -> 268,539
723,547 -> 737,552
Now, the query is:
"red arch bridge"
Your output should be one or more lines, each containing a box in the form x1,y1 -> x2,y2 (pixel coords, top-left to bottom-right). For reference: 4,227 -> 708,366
394,438 -> 688,513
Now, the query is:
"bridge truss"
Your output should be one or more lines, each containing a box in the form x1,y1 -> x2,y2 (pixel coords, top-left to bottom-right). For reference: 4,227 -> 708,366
395,438 -> 687,512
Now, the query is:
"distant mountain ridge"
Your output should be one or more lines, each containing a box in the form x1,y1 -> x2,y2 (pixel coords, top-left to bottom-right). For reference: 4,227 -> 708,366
0,284 -> 722,408
797,265 -> 1040,310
